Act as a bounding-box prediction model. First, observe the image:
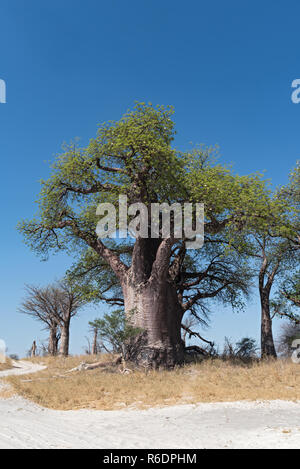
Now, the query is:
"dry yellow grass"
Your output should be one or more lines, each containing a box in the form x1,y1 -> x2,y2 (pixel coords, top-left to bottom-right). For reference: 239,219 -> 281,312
5,355 -> 300,411
0,357 -> 13,371
0,384 -> 14,399
0,358 -> 14,398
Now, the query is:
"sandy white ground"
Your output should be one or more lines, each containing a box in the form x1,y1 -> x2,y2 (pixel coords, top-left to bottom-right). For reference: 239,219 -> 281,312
0,360 -> 47,378
0,361 -> 300,449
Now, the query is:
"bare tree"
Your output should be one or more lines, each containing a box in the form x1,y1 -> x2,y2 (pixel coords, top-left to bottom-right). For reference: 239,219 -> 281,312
20,285 -> 60,356
83,330 -> 101,355
222,336 -> 258,361
83,336 -> 91,355
19,281 -> 86,356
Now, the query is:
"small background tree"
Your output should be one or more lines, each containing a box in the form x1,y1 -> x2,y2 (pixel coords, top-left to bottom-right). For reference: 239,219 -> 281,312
20,281 -> 86,356
222,336 -> 258,361
89,309 -> 143,355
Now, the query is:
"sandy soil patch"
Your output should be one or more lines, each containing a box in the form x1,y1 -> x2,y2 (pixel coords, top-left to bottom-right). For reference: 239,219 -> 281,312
1,359 -> 300,449
0,396 -> 300,449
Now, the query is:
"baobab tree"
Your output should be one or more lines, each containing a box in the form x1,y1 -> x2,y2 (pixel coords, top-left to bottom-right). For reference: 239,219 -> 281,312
19,103 -> 279,368
255,164 -> 300,358
233,167 -> 299,359
19,282 -> 85,356
20,285 -> 61,356
70,238 -> 252,354
253,235 -> 294,358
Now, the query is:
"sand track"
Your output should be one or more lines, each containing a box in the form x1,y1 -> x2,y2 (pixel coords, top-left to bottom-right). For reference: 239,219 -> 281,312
0,361 -> 300,449
0,360 -> 46,378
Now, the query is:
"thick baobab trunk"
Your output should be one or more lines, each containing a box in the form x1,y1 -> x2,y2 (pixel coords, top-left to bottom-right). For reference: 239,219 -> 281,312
48,326 -> 58,356
122,273 -> 184,369
260,292 -> 277,359
59,322 -> 70,356
101,236 -> 185,369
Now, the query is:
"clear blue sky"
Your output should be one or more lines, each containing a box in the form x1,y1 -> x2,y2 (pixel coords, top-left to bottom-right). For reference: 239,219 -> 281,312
0,0 -> 299,357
